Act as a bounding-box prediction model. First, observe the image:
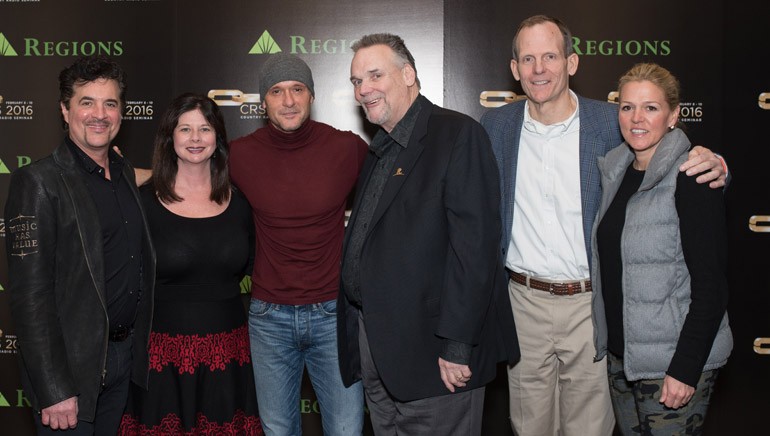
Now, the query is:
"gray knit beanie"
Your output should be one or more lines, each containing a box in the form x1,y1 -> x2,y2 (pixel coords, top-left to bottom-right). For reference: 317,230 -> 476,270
258,53 -> 315,98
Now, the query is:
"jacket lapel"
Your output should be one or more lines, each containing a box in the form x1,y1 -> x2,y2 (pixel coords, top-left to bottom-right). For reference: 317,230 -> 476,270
53,143 -> 107,301
368,100 -> 431,232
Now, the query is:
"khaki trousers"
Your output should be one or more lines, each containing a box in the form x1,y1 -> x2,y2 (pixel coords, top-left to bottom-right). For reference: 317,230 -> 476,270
507,279 -> 615,436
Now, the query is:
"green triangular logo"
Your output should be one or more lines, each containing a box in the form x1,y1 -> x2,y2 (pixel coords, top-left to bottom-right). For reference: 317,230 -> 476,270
0,159 -> 10,174
0,33 -> 19,56
249,30 -> 281,54
239,275 -> 252,294
0,392 -> 10,407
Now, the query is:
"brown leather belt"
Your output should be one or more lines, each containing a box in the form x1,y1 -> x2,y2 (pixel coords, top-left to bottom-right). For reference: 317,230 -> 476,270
507,270 -> 591,296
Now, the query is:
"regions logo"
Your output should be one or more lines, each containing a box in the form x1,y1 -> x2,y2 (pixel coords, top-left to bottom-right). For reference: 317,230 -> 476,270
0,33 -> 18,56
0,389 -> 30,408
239,275 -> 252,294
0,156 -> 33,173
572,36 -> 671,56
300,399 -> 321,414
249,30 -> 281,54
0,31 -> 122,57
248,30 -> 355,55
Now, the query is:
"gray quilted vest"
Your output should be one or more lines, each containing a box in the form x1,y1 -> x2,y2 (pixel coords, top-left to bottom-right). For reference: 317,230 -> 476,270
592,128 -> 732,381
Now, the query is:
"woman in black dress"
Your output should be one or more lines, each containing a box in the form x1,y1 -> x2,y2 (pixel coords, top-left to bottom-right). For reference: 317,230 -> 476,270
119,93 -> 262,435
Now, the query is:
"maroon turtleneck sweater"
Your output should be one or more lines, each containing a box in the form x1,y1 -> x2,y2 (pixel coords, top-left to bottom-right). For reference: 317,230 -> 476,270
229,120 -> 368,304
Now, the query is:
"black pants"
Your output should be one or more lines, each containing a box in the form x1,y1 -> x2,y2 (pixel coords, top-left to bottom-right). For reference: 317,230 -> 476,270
34,337 -> 133,436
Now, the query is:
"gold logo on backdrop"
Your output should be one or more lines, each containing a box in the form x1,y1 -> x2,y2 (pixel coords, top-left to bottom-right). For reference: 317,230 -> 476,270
754,338 -> 770,355
479,91 -> 527,108
749,215 -> 770,232
759,92 -> 770,110
207,90 -> 261,107
608,91 -> 619,104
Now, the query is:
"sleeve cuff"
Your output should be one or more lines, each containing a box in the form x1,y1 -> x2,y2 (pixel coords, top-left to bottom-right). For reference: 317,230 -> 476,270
440,339 -> 472,365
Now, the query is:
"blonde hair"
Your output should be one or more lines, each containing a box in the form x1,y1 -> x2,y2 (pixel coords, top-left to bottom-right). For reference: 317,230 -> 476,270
618,62 -> 680,110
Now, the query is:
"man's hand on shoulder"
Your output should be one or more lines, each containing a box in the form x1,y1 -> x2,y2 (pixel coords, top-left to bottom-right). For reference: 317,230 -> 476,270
41,396 -> 78,430
134,168 -> 152,186
680,145 -> 727,189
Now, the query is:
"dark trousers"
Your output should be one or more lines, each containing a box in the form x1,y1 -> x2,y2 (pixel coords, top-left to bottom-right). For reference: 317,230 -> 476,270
357,313 -> 485,436
34,337 -> 133,436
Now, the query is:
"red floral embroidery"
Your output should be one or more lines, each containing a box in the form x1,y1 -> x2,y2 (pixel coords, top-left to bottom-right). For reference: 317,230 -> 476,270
148,325 -> 251,374
119,410 -> 263,435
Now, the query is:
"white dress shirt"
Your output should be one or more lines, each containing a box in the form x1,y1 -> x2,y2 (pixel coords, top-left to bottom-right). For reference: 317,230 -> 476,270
506,92 -> 590,281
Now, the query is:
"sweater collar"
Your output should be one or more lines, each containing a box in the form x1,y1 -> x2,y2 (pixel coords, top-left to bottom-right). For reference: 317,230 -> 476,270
264,118 -> 316,149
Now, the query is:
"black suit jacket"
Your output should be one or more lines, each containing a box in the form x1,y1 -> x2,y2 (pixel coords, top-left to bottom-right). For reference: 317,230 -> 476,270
338,96 -> 519,401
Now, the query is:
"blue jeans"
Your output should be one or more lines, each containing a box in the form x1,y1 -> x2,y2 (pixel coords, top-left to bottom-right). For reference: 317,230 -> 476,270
248,297 -> 364,436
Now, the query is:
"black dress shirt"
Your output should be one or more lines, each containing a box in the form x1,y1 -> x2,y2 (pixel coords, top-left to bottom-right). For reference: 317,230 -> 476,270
66,138 -> 143,331
342,96 -> 472,364
341,97 -> 422,306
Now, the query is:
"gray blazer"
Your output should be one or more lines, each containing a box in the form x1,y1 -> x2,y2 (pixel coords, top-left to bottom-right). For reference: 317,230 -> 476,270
480,94 -> 622,271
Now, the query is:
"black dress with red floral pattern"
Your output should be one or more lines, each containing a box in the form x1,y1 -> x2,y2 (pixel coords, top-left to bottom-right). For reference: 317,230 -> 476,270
119,187 -> 262,435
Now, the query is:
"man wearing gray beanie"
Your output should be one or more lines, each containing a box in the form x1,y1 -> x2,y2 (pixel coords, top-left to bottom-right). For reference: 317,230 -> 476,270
229,53 -> 366,436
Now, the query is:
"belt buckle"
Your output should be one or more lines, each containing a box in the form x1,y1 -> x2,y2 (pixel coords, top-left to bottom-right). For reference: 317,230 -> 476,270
109,326 -> 131,342
549,282 -> 556,295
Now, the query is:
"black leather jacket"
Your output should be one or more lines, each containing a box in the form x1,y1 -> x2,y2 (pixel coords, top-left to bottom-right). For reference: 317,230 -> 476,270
4,140 -> 155,421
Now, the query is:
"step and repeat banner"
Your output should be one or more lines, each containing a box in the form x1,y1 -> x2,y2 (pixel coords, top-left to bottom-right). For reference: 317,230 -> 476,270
0,0 -> 766,434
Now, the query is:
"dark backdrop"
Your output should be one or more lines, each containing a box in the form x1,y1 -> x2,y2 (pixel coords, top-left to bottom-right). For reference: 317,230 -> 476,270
1,1 -> 766,434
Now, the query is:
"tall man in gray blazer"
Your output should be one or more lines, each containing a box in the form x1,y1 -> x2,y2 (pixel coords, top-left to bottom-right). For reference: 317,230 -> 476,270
338,33 -> 519,435
480,15 -> 727,436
